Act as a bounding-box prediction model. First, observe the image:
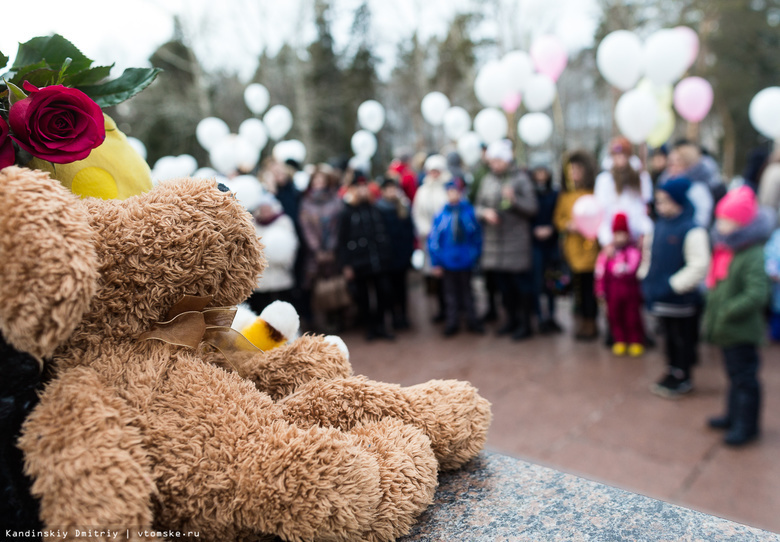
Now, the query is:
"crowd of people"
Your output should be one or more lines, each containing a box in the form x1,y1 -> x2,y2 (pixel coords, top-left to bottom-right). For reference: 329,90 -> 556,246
242,136 -> 780,448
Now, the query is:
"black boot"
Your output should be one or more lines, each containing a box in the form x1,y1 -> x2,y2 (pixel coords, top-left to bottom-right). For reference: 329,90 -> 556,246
707,415 -> 731,430
512,299 -> 534,341
724,391 -> 760,446
496,317 -> 518,336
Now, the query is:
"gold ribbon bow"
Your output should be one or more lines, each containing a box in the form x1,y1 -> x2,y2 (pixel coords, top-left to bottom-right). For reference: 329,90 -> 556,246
139,295 -> 260,377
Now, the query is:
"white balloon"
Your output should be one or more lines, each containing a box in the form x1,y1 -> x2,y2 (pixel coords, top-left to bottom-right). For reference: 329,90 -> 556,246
643,29 -> 690,86
443,107 -> 472,141
518,113 -> 553,147
176,154 -> 198,177
196,117 -> 230,151
194,167 -> 219,179
348,155 -> 372,173
224,175 -> 265,211
597,30 -> 644,91
239,118 -> 269,151
357,100 -> 385,133
421,92 -> 451,126
457,131 -> 483,167
210,135 -> 240,175
234,136 -> 261,172
263,105 -> 293,140
273,140 -> 307,164
151,155 -> 180,182
501,50 -> 534,93
615,89 -> 659,144
475,60 -> 512,107
293,171 -> 311,191
473,108 -> 508,144
126,137 -> 147,160
523,74 -> 557,112
351,130 -> 378,158
244,84 -> 270,114
749,87 -> 780,140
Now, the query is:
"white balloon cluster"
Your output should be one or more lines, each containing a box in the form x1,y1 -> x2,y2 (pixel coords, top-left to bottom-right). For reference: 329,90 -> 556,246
597,27 -> 703,144
195,84 -> 299,175
470,38 -> 567,149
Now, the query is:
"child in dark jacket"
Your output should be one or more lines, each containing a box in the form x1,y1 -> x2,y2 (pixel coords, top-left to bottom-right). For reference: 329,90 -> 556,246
595,212 -> 644,357
703,186 -> 773,446
428,180 -> 484,336
639,177 -> 711,398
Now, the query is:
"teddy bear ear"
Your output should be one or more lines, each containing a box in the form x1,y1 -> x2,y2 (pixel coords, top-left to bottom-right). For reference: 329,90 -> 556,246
0,166 -> 99,360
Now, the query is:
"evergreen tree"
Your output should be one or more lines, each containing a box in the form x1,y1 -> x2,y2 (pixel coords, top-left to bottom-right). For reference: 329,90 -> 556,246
306,0 -> 347,163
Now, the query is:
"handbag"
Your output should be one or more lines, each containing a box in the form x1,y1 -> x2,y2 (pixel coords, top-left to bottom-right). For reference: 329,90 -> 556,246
312,274 -> 351,312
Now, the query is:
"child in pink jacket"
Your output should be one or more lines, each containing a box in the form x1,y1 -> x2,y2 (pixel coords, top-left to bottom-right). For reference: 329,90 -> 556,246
595,212 -> 645,356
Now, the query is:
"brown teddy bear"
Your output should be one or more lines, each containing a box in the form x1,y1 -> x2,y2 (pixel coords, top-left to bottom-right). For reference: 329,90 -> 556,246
2,166 -> 491,541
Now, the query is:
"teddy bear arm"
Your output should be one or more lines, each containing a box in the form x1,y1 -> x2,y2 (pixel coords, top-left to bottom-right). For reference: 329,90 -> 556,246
229,334 -> 353,400
18,366 -> 156,537
281,377 -> 492,471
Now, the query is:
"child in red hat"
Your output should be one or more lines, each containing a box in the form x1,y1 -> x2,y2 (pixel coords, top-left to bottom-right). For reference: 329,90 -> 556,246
595,212 -> 645,356
703,186 -> 773,446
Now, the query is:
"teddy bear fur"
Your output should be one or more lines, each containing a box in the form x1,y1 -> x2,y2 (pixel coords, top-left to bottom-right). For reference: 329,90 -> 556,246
3,167 -> 492,541
1,166 -> 102,532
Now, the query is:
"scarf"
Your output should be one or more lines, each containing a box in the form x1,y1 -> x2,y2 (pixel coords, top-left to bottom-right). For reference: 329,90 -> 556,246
706,244 -> 733,289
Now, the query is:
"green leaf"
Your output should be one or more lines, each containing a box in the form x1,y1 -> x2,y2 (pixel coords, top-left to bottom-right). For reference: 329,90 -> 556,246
6,81 -> 27,105
78,67 -> 162,107
12,35 -> 93,75
0,51 -> 8,71
10,66 -> 60,89
65,65 -> 114,86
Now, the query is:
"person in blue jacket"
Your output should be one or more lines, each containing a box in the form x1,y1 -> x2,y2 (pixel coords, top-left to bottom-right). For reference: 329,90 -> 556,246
428,179 -> 484,336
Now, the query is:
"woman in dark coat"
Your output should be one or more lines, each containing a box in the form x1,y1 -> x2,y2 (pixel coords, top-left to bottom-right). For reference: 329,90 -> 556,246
337,174 -> 395,340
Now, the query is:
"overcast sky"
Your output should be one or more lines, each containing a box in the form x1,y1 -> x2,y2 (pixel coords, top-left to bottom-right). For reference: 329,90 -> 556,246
3,0 -> 599,81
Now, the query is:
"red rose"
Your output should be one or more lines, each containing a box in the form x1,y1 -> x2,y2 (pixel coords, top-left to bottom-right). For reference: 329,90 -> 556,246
8,81 -> 105,164
0,116 -> 14,169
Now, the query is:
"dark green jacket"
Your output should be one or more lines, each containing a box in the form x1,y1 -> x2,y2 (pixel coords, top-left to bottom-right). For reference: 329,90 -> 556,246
703,244 -> 770,347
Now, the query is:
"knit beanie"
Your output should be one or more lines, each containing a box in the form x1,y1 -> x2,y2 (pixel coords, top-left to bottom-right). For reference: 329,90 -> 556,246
612,212 -> 629,233
715,185 -> 758,226
485,139 -> 514,162
658,177 -> 691,207
424,154 -> 447,172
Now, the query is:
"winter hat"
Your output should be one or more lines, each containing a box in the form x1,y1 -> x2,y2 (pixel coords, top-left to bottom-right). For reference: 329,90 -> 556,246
658,176 -> 691,207
609,136 -> 633,156
715,185 -> 758,225
485,139 -> 514,162
612,212 -> 629,233
444,178 -> 465,192
424,154 -> 447,172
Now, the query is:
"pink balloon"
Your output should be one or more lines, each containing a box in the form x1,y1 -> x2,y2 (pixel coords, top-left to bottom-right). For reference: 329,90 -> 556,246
530,35 -> 568,82
572,195 -> 604,240
501,92 -> 522,114
675,26 -> 699,69
673,76 -> 713,123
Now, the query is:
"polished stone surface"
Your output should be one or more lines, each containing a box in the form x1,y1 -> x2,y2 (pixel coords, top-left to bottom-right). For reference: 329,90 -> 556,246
400,453 -> 779,541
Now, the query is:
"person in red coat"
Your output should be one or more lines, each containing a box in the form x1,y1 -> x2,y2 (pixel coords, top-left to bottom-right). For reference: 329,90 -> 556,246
595,212 -> 645,357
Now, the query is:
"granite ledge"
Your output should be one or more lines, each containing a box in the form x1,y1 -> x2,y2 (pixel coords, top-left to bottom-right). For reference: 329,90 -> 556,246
400,452 -> 779,542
